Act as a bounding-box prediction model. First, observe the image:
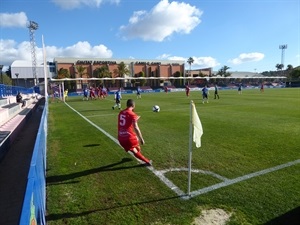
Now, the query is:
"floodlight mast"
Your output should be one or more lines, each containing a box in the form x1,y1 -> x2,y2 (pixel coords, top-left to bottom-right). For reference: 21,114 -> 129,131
28,21 -> 39,86
279,44 -> 287,68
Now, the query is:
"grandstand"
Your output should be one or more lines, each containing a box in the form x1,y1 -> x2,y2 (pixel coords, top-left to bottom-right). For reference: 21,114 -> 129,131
0,90 -> 41,160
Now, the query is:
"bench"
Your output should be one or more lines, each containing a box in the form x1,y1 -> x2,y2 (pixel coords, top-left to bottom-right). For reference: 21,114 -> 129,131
0,103 -> 21,126
0,98 -> 8,107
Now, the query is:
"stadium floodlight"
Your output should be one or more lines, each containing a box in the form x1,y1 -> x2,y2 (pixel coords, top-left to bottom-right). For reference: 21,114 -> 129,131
28,21 -> 39,30
279,45 -> 287,66
27,20 -> 39,86
279,44 -> 287,76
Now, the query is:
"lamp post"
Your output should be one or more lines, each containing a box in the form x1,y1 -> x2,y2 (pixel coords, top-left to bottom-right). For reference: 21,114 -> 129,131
0,65 -> 3,84
15,73 -> 19,86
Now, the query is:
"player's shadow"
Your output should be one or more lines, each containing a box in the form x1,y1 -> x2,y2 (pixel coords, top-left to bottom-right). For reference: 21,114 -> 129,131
46,158 -> 143,185
83,144 -> 100,147
46,195 -> 181,221
264,206 -> 300,225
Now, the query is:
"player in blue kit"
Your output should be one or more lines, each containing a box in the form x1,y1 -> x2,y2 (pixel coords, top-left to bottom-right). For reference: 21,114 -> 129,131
136,86 -> 141,99
112,88 -> 122,110
202,86 -> 209,104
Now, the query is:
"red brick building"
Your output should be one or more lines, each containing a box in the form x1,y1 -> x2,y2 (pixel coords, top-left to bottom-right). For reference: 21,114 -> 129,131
54,58 -> 185,90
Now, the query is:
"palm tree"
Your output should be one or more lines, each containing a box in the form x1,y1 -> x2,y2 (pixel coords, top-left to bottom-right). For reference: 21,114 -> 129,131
275,63 -> 285,76
75,65 -> 87,89
217,65 -> 231,77
286,64 -> 293,71
94,65 -> 112,87
113,62 -> 130,87
137,71 -> 146,86
187,57 -> 194,85
275,63 -> 284,71
56,68 -> 71,90
57,68 -> 70,79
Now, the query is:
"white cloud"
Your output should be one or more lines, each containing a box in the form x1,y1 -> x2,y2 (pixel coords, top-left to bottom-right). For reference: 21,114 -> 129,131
0,39 -> 113,68
51,0 -> 120,10
156,54 -> 219,69
119,0 -> 202,42
228,52 -> 265,65
0,12 -> 28,28
156,53 -> 172,59
62,41 -> 113,58
192,56 -> 220,68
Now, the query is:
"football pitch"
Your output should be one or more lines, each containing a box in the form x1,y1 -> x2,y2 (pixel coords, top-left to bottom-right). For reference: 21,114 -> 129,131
46,88 -> 300,225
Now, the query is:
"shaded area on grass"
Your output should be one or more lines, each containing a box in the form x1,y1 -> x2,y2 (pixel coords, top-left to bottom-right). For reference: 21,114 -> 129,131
47,157 -> 147,184
46,195 -> 181,221
264,206 -> 300,225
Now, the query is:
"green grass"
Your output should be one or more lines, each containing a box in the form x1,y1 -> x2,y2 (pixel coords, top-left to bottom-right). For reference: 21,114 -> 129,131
46,88 -> 300,225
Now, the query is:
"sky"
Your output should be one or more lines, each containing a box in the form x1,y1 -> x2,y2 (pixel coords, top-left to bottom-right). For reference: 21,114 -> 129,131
0,0 -> 299,73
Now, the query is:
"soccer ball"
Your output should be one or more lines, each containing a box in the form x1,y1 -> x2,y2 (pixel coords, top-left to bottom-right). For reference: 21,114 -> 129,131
152,105 -> 160,112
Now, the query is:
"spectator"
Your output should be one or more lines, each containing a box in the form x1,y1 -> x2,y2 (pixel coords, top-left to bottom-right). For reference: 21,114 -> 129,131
16,92 -> 26,108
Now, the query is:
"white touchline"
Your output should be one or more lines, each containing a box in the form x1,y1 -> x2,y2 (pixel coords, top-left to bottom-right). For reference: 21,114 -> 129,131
66,103 -> 120,146
66,103 -> 300,200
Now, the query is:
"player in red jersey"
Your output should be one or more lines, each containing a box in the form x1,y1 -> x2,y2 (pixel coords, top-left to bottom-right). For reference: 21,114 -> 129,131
89,86 -> 96,99
185,84 -> 190,97
118,99 -> 152,166
164,86 -> 168,94
260,83 -> 264,93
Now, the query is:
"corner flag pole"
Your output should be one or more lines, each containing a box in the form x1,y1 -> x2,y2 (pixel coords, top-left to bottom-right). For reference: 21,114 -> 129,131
187,100 -> 204,196
187,100 -> 193,196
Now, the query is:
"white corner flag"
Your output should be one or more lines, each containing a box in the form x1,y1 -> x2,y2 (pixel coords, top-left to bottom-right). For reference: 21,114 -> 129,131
192,102 -> 203,148
187,101 -> 204,196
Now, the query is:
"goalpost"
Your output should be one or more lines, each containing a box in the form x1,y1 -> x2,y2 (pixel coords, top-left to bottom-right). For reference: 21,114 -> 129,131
49,76 -> 287,98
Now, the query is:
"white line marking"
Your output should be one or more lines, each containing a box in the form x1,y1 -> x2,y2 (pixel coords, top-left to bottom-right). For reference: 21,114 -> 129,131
65,102 -> 300,199
182,159 -> 300,200
159,168 -> 229,182
65,103 -> 119,145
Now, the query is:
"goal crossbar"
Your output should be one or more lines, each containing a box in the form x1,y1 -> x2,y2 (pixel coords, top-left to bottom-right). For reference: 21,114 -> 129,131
50,76 -> 286,81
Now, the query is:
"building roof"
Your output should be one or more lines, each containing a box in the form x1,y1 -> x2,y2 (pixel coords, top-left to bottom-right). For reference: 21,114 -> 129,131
11,60 -> 45,67
10,60 -> 55,79
228,71 -> 262,78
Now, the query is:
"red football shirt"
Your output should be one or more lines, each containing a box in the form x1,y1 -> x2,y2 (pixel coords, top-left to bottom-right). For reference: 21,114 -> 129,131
118,108 -> 140,141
